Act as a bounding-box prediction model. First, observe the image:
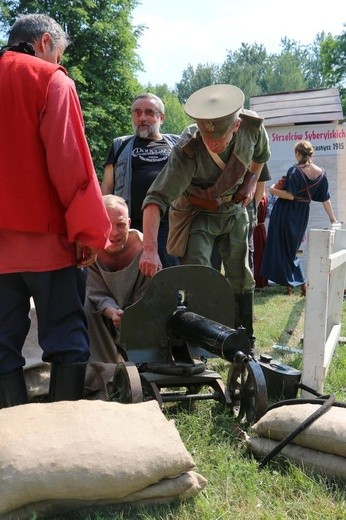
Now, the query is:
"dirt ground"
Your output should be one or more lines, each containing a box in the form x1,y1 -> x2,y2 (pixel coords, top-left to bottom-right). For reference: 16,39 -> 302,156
21,301 -> 52,398
22,299 -> 40,359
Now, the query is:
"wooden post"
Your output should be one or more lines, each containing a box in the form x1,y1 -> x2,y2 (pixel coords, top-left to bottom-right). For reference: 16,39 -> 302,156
302,227 -> 346,395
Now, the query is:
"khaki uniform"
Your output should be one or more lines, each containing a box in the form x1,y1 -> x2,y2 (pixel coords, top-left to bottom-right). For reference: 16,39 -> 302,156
143,114 -> 270,294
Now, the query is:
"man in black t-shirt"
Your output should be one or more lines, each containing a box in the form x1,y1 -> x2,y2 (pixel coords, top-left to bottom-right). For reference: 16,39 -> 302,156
102,93 -> 179,267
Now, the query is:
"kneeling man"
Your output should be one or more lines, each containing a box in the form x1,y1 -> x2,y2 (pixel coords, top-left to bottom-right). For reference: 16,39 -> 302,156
85,195 -> 149,362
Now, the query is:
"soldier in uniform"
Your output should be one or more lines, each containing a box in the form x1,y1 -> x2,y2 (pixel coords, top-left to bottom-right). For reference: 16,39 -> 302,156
139,84 -> 270,350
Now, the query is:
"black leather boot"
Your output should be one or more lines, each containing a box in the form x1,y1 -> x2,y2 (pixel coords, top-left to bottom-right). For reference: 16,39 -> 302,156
48,362 -> 87,402
0,367 -> 29,408
234,292 -> 256,355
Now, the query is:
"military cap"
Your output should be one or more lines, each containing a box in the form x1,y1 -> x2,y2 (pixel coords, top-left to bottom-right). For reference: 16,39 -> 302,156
185,84 -> 245,138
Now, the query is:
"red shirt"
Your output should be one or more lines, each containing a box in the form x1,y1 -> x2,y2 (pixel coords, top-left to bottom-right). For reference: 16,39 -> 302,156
0,60 -> 110,273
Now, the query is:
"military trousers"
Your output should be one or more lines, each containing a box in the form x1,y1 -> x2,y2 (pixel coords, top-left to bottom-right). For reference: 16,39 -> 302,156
180,206 -> 255,294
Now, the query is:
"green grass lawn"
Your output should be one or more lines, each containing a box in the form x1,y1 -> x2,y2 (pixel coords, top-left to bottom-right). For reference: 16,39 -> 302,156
42,288 -> 346,519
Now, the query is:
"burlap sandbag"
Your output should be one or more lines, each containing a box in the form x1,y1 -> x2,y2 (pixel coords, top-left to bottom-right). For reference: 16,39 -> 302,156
247,435 -> 346,480
251,403 -> 346,457
0,400 -> 207,516
2,471 -> 206,519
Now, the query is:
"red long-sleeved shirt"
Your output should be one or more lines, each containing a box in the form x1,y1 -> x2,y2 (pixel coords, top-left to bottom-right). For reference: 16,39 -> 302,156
0,55 -> 110,273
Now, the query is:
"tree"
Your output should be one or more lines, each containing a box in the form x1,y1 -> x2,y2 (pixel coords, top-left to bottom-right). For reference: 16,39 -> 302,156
173,36 -> 340,110
320,30 -> 346,85
0,0 -> 143,176
263,52 -> 306,93
175,62 -> 220,103
218,43 -> 269,106
279,35 -> 326,90
161,92 -> 191,134
320,29 -> 346,113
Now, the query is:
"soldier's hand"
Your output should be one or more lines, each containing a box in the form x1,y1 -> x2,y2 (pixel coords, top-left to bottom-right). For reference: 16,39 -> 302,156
139,250 -> 162,277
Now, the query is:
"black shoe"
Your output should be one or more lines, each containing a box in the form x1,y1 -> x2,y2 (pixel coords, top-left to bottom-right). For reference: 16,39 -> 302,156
0,367 -> 28,408
49,362 -> 87,402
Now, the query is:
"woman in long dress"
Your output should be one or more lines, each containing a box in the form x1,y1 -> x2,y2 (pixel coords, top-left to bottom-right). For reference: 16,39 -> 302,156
260,140 -> 338,295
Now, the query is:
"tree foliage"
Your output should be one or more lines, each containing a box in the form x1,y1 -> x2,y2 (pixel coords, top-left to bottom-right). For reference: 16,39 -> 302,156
279,35 -> 327,89
0,2 -> 344,178
175,63 -> 220,103
320,29 -> 346,85
175,35 -> 345,113
320,28 -> 346,113
0,0 -> 143,175
219,43 -> 268,106
263,52 -> 306,94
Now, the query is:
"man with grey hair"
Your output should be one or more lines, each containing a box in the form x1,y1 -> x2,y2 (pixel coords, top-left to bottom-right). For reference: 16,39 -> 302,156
6,12 -> 69,60
101,92 -> 179,267
0,14 -> 111,407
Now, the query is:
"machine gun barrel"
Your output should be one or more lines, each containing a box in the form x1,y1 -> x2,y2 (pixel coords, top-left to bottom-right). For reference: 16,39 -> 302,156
167,309 -> 251,362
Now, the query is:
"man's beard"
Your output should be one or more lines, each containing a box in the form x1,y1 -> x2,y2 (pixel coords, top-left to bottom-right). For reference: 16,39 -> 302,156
136,128 -> 151,138
133,121 -> 161,139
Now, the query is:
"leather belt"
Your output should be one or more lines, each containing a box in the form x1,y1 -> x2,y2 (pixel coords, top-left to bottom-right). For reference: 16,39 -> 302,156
186,192 -> 237,212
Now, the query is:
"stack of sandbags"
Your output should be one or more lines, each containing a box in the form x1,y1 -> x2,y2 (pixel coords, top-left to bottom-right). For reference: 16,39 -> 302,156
247,403 -> 346,479
0,400 -> 207,518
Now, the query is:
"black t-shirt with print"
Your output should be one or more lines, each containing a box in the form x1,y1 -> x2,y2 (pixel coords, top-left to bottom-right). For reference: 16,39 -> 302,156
130,137 -> 171,225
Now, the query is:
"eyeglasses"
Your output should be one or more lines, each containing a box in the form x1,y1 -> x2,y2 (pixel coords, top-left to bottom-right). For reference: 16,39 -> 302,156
131,108 -> 161,118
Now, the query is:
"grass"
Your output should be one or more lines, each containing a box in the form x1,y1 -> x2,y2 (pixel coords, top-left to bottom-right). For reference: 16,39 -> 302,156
38,287 -> 346,519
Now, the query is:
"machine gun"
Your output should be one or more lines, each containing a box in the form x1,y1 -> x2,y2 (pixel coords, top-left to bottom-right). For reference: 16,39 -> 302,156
112,265 -> 268,424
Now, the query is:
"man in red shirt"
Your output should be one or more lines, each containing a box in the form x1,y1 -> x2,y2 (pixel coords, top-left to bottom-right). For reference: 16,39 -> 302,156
0,14 -> 111,407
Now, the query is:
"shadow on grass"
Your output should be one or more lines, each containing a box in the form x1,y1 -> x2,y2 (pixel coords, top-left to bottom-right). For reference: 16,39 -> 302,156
255,285 -> 306,349
48,501 -> 182,520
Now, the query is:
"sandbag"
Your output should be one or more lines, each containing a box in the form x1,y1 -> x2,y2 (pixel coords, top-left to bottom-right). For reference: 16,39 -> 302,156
247,435 -> 346,480
251,403 -> 346,457
0,400 -> 207,517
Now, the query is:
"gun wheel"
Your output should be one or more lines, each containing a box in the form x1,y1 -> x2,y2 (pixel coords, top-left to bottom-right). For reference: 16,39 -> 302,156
227,359 -> 267,425
112,362 -> 143,404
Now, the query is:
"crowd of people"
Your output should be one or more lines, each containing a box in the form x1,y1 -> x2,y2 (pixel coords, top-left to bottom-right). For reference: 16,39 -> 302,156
0,13 -> 339,408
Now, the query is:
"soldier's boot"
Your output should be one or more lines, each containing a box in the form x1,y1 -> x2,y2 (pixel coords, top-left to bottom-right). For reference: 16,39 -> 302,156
48,362 -> 87,402
0,367 -> 29,408
234,292 -> 256,357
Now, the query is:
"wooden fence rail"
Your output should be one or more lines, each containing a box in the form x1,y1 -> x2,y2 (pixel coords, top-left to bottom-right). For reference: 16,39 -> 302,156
302,225 -> 346,394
